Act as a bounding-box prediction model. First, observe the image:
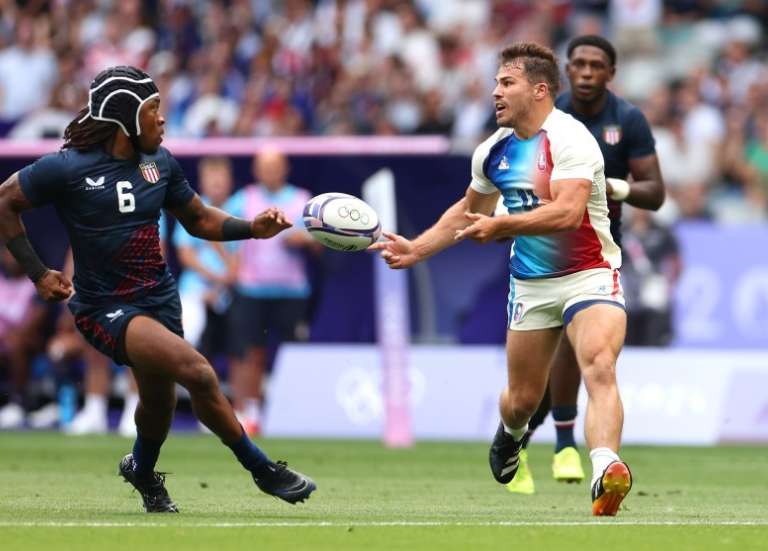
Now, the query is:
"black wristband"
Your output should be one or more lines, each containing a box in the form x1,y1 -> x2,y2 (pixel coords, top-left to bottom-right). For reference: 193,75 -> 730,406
5,234 -> 48,282
221,217 -> 253,241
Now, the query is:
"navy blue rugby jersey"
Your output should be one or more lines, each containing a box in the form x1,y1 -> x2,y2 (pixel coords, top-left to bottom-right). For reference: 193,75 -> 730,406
556,90 -> 656,246
18,146 -> 195,304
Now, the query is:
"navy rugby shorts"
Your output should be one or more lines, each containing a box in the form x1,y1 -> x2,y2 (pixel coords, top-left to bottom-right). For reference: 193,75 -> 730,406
68,287 -> 184,366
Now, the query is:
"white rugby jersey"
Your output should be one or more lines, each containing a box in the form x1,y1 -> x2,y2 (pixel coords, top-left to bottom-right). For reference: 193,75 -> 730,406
470,108 -> 621,279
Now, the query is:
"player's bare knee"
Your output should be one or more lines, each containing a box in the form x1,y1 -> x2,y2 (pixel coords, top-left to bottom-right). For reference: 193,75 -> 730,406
580,350 -> 617,389
180,359 -> 219,396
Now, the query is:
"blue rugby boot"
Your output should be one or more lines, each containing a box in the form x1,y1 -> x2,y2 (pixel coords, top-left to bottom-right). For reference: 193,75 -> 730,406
118,454 -> 179,513
254,460 -> 316,504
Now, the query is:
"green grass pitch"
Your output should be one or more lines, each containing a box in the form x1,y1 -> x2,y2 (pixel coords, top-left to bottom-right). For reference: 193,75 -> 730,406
0,433 -> 765,550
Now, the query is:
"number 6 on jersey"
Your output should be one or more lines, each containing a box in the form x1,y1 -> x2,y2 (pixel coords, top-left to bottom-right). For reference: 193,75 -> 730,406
117,181 -> 136,213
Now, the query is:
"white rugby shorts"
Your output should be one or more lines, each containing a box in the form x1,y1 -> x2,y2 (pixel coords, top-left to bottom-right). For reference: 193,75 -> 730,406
507,268 -> 625,331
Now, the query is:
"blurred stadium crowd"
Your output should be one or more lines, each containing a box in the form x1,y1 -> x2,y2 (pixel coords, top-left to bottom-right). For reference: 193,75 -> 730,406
1,0 -> 768,221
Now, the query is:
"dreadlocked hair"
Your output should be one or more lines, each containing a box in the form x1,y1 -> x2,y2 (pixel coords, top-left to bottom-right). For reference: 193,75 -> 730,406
62,107 -> 118,151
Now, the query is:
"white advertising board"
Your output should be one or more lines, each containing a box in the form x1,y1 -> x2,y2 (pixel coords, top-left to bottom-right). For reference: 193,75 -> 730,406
264,345 -> 768,445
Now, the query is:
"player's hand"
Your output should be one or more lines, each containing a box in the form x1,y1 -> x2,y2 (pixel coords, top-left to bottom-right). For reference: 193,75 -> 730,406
454,212 -> 502,244
367,231 -> 419,269
35,270 -> 73,302
251,207 -> 292,239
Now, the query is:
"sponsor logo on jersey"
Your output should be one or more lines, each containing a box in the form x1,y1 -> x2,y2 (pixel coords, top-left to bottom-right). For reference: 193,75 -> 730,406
603,125 -> 622,145
85,176 -> 105,188
498,156 -> 510,170
139,161 -> 160,183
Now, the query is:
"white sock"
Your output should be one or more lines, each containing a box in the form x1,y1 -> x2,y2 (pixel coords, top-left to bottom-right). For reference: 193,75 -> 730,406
83,394 -> 107,417
502,421 -> 528,442
589,447 -> 621,487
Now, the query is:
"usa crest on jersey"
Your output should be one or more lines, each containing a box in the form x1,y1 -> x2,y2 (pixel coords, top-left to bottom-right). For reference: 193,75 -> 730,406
139,161 -> 160,183
603,125 -> 622,145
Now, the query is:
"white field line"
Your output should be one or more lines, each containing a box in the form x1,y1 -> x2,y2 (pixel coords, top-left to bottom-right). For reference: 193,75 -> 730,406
0,520 -> 766,528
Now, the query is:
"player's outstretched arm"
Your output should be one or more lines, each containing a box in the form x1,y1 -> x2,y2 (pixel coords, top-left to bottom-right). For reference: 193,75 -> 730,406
368,188 -> 499,268
170,194 -> 292,241
0,173 -> 72,301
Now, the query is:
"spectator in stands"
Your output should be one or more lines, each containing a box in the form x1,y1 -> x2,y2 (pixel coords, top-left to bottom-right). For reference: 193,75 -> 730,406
395,1 -> 441,92
415,88 -> 453,135
82,3 -> 154,76
621,207 -> 682,346
745,109 -> 768,211
9,50 -> 86,139
715,16 -> 764,106
224,147 -> 321,434
609,0 -> 661,57
145,50 -> 191,137
0,248 -> 48,429
182,72 -> 240,137
452,76 -> 493,151
173,156 -> 236,357
0,14 -> 57,133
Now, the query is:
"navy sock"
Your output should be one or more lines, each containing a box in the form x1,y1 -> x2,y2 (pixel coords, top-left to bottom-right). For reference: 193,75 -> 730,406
227,427 -> 273,479
552,405 -> 577,452
132,434 -> 164,480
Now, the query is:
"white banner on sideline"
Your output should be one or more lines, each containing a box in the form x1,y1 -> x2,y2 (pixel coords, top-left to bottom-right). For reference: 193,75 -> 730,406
263,345 -> 768,445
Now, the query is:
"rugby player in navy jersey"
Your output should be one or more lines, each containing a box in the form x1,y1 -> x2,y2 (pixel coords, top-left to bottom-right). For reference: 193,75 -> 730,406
506,36 -> 665,495
0,66 -> 316,512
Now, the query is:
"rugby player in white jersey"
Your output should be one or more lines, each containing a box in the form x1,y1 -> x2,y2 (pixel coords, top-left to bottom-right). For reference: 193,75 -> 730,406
369,42 -> 631,516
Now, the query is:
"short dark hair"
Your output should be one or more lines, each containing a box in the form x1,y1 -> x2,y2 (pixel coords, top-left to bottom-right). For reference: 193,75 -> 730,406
567,35 -> 617,67
499,42 -> 560,98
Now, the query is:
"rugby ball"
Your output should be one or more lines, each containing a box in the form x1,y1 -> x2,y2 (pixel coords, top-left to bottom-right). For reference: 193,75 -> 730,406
303,193 -> 382,252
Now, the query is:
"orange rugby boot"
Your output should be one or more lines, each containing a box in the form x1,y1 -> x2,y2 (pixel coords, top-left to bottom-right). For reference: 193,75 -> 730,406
591,460 -> 632,516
